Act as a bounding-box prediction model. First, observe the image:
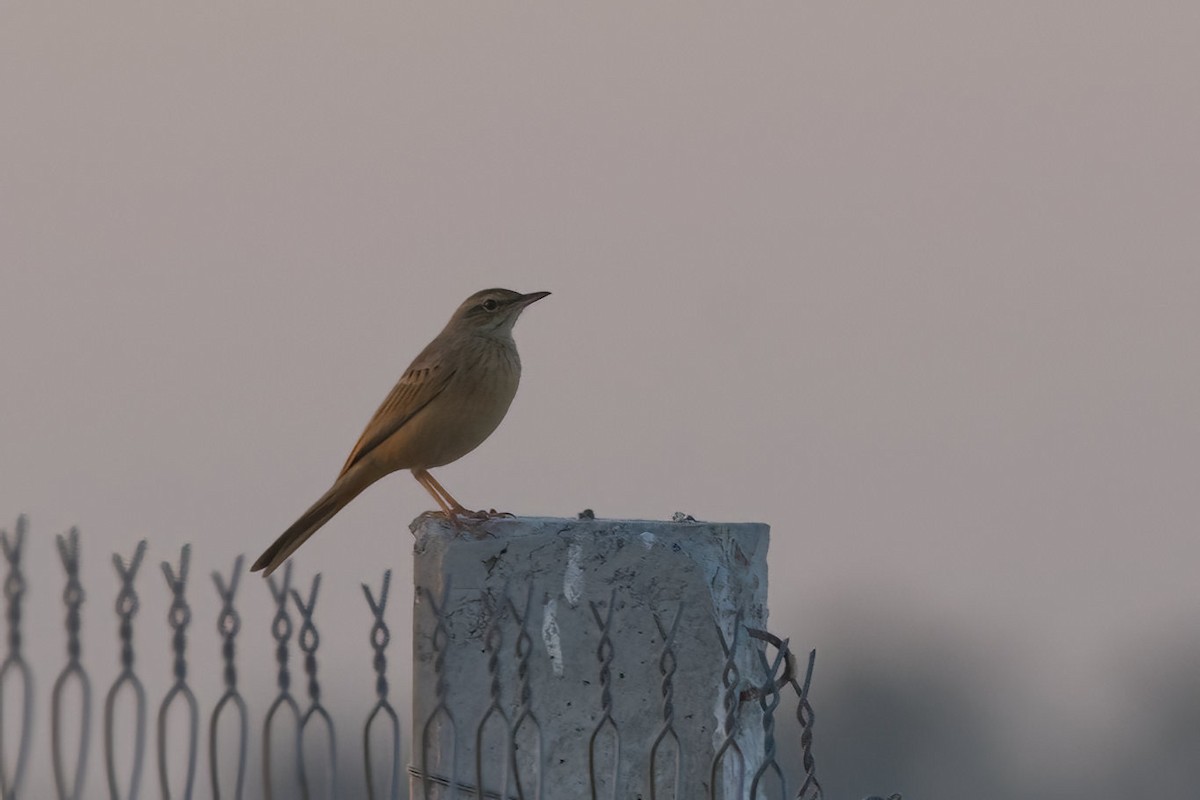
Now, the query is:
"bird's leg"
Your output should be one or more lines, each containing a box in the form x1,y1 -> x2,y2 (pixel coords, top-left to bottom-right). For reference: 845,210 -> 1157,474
422,470 -> 490,517
420,470 -> 507,523
414,469 -> 508,540
414,469 -> 511,532
412,469 -> 459,519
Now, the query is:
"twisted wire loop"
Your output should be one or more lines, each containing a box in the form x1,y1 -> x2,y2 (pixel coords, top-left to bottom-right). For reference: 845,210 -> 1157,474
741,630 -> 822,800
419,580 -> 458,799
52,527 -> 92,800
361,570 -> 400,800
648,604 -> 684,800
291,573 -> 338,799
157,545 -> 200,800
747,638 -> 788,800
587,590 -> 620,800
506,585 -> 542,800
105,540 -> 149,800
209,555 -> 248,800
710,612 -> 745,800
0,516 -> 33,800
789,649 -> 822,800
474,591 -> 510,800
262,561 -> 306,800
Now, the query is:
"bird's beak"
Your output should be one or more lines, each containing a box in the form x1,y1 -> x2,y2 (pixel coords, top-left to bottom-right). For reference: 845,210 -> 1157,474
516,291 -> 551,307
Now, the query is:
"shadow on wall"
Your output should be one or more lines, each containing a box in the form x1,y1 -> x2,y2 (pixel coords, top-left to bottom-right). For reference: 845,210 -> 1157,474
1101,633 -> 1200,798
807,631 -> 1012,800
786,604 -> 1200,800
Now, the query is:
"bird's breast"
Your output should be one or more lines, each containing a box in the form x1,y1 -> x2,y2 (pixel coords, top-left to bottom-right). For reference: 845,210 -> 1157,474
391,336 -> 522,469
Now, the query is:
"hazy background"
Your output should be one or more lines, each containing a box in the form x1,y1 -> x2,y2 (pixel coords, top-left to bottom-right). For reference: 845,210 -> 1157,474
2,3 -> 1198,797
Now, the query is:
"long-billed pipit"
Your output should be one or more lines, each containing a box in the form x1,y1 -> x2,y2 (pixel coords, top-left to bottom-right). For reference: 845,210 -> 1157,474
251,288 -> 549,576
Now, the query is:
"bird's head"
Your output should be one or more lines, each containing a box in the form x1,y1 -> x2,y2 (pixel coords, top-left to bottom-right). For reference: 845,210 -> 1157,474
450,288 -> 550,336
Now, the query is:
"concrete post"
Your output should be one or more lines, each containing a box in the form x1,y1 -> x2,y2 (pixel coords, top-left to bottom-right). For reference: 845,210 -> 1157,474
410,515 -> 769,799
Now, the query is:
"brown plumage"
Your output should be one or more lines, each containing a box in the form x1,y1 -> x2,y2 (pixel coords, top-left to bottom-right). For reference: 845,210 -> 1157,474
251,288 -> 549,576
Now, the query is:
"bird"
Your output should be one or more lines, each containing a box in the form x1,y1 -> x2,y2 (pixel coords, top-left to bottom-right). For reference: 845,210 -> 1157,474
251,288 -> 549,576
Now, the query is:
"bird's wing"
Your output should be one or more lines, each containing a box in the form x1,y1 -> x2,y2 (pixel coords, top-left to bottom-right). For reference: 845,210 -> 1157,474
338,361 -> 456,477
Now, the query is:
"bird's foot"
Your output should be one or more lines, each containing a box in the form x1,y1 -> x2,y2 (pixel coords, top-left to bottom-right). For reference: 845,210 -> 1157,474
447,508 -> 515,538
416,509 -> 468,533
449,507 -> 508,521
419,508 -> 511,537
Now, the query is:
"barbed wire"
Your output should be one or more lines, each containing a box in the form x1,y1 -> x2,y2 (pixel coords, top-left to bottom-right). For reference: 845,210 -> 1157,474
105,539 -> 148,800
52,527 -> 90,800
263,561 -> 305,800
0,519 -> 901,800
292,573 -> 337,800
362,569 -> 400,800
157,545 -> 199,800
790,648 -> 822,800
587,589 -> 620,800
475,589 -> 511,800
712,611 -> 746,800
0,516 -> 32,800
649,603 -> 684,800
419,580 -> 458,798
210,554 -> 248,800
749,635 -> 788,799
507,585 -> 542,800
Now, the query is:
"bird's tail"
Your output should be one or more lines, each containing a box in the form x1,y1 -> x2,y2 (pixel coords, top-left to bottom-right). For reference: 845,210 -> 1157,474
251,469 -> 374,576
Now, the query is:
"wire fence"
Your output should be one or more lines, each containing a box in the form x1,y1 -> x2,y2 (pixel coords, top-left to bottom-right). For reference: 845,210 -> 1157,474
0,515 -> 900,800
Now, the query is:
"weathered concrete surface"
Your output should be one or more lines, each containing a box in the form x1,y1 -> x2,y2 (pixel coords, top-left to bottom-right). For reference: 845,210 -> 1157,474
410,515 -> 769,799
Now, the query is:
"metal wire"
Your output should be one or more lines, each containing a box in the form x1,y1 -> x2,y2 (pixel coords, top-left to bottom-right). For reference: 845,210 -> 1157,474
362,570 -> 400,800
748,638 -> 788,799
105,540 -> 148,800
0,516 -> 33,800
406,767 -> 523,800
421,580 -> 458,800
475,592 -> 510,800
52,527 -> 92,800
262,562 -> 306,800
209,555 -> 248,800
157,545 -> 199,800
291,573 -> 338,800
648,604 -> 684,800
790,649 -> 821,800
506,586 -> 542,800
0,521 -> 863,798
587,590 -> 620,800
711,612 -> 746,800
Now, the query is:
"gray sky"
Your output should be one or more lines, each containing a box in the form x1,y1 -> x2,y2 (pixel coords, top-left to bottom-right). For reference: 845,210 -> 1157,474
2,3 -> 1198,797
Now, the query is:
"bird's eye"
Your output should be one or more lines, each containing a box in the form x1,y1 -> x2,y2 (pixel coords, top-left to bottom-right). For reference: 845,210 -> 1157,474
482,299 -> 499,311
